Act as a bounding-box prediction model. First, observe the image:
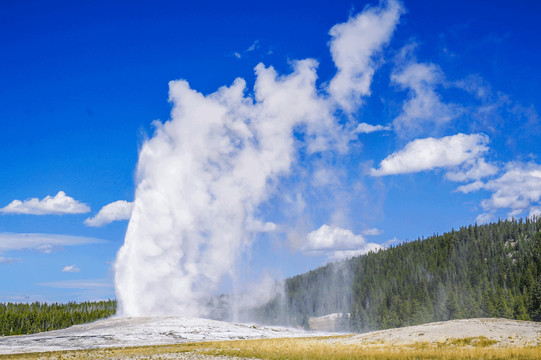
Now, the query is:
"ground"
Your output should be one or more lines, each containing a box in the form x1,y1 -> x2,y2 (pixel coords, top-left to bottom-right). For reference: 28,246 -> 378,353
0,317 -> 540,359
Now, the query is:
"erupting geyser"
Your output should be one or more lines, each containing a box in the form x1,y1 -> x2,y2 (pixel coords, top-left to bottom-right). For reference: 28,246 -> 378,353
114,0 -> 403,317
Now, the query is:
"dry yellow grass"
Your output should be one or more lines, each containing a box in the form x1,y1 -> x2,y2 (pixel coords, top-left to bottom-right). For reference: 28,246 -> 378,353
1,335 -> 540,359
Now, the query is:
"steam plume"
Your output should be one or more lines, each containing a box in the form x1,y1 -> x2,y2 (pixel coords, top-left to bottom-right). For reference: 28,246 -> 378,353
114,0 -> 402,317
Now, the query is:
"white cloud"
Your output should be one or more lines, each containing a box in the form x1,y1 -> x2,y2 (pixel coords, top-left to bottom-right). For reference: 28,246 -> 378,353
0,256 -> 21,264
36,279 -> 113,289
371,133 -> 490,176
62,264 -> 81,273
354,122 -> 391,134
457,162 -> 541,221
328,0 -> 403,112
84,200 -> 133,227
0,233 -> 105,254
0,191 -> 90,215
304,224 -> 366,251
392,61 -> 461,137
302,224 -> 382,262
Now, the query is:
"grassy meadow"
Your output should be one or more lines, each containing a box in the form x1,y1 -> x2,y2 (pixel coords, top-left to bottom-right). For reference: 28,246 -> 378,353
1,335 -> 540,360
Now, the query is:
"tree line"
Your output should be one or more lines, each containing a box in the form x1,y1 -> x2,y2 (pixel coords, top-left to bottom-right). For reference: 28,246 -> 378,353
256,217 -> 541,331
0,300 -> 116,336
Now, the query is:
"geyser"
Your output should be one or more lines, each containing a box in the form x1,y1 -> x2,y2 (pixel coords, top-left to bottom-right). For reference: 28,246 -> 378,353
114,0 -> 403,317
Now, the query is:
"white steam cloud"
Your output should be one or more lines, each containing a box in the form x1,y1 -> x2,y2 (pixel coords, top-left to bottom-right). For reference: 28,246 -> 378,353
114,0 -> 403,317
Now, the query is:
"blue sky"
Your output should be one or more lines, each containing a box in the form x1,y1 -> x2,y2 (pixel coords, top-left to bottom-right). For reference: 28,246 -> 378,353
0,0 -> 540,305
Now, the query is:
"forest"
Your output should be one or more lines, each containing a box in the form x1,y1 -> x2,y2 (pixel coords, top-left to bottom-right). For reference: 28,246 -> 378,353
2,217 -> 540,336
257,217 -> 541,331
0,300 -> 116,336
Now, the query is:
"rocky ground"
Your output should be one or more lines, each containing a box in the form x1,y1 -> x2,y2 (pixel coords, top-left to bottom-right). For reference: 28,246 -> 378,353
1,317 -> 539,358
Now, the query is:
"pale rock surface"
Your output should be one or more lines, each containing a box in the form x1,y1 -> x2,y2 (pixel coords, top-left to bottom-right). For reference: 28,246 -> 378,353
336,318 -> 541,347
0,316 -> 332,355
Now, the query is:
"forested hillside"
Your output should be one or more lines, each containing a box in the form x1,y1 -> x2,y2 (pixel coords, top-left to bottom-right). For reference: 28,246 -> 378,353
257,217 -> 541,331
0,300 -> 116,336
3,218 -> 540,336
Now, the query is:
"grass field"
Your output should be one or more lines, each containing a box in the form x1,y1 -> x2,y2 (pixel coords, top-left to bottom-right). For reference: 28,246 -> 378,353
1,335 -> 540,360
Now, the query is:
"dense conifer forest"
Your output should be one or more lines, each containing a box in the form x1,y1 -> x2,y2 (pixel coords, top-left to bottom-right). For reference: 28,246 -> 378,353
0,300 -> 116,336
258,217 -> 541,331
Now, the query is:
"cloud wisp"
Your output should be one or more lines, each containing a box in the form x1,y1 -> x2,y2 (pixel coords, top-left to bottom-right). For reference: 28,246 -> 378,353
62,264 -> 81,273
0,233 -> 105,254
0,256 -> 21,264
391,61 -> 461,137
354,122 -> 391,134
37,279 -> 113,289
84,200 -> 133,227
0,191 -> 90,215
114,0 -> 403,317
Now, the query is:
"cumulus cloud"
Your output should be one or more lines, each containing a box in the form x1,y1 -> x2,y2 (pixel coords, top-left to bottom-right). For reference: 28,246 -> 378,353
0,191 -> 90,215
0,233 -> 105,254
371,133 -> 490,176
456,162 -> 541,222
302,224 -> 381,261
328,0 -> 404,112
115,0 -> 403,317
62,264 -> 81,273
84,200 -> 133,227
